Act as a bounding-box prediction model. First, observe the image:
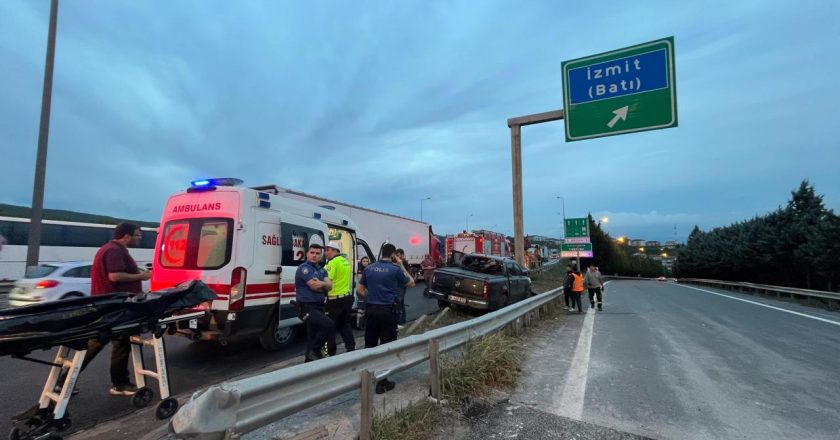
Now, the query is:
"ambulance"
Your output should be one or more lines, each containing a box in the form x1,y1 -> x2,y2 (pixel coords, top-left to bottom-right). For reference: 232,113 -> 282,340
150,178 -> 375,350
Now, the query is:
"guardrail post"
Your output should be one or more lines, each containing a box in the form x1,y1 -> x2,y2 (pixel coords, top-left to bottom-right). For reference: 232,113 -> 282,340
405,314 -> 428,336
430,307 -> 450,326
360,369 -> 374,440
429,339 -> 442,401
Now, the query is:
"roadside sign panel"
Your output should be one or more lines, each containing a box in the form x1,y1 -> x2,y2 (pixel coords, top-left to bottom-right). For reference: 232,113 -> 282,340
561,243 -> 593,258
564,237 -> 590,244
562,37 -> 677,141
564,218 -> 589,238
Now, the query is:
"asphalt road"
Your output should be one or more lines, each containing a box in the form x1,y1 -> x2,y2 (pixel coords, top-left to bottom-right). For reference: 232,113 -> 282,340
513,280 -> 840,440
0,283 -> 438,439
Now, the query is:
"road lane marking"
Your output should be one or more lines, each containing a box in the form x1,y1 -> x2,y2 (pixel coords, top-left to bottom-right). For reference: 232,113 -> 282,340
676,284 -> 840,327
553,291 -> 600,419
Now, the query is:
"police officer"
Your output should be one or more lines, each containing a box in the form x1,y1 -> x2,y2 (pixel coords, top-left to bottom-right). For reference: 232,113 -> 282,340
356,243 -> 414,393
295,243 -> 334,362
324,241 -> 355,356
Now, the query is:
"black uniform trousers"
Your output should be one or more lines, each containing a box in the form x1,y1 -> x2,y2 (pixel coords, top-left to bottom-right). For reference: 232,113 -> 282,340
300,302 -> 334,361
588,287 -> 603,307
325,295 -> 356,356
364,304 -> 398,348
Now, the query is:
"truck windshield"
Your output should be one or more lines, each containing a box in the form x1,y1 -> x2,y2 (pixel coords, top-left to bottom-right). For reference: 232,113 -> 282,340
460,256 -> 503,274
159,218 -> 233,270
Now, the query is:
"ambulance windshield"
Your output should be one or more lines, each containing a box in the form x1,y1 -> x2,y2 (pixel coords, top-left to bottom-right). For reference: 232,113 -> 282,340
160,218 -> 234,270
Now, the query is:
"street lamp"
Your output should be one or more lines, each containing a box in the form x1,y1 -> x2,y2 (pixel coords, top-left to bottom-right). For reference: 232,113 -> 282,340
420,197 -> 431,222
600,216 -> 609,224
466,213 -> 474,231
616,236 -> 626,244
556,196 -> 566,237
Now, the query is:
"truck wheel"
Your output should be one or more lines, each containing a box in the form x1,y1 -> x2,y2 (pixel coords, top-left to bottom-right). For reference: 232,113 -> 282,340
259,316 -> 297,351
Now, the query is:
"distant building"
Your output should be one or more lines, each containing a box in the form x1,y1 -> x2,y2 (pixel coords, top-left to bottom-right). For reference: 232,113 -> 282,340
629,239 -> 646,247
664,240 -> 677,249
645,240 -> 661,248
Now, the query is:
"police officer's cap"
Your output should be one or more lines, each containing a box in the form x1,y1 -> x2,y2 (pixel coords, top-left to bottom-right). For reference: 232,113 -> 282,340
326,241 -> 342,252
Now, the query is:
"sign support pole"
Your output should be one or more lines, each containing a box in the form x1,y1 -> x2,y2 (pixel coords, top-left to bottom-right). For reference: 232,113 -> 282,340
507,109 -> 565,266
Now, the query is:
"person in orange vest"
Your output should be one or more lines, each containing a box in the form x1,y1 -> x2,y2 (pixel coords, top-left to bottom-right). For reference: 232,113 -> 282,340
567,268 -> 585,314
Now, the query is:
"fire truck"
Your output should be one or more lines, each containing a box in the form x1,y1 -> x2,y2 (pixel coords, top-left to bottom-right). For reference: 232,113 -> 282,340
444,230 -> 510,261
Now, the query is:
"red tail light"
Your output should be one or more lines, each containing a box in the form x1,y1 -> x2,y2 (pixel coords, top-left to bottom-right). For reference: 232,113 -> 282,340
35,280 -> 60,289
229,267 -> 247,311
482,281 -> 489,300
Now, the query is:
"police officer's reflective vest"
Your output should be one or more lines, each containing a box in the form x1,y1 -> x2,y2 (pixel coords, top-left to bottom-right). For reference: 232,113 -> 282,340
572,273 -> 584,292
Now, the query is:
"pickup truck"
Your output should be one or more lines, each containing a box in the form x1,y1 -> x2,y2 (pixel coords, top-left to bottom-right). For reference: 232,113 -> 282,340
428,254 -> 532,311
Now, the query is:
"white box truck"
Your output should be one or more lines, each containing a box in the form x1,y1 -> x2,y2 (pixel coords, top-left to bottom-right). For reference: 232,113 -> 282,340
252,185 -> 442,277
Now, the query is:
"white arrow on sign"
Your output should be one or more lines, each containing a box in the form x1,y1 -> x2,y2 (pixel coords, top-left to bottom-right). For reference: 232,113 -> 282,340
606,105 -> 629,128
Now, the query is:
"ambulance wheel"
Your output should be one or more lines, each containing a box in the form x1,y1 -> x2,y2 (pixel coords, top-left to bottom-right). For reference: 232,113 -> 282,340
155,398 -> 179,419
259,319 -> 297,351
131,387 -> 154,409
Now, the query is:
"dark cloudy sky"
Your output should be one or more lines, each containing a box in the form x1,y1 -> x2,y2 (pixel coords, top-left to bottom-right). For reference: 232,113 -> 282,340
1,0 -> 838,242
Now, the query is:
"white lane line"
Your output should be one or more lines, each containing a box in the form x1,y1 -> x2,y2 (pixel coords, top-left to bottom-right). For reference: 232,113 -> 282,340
553,299 -> 597,419
676,283 -> 840,327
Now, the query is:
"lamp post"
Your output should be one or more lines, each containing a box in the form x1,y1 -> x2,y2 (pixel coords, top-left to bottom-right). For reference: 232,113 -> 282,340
556,196 -> 566,238
420,197 -> 431,222
466,213 -> 474,231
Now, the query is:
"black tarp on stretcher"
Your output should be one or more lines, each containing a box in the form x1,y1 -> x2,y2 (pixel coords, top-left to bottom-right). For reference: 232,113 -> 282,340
0,281 -> 217,357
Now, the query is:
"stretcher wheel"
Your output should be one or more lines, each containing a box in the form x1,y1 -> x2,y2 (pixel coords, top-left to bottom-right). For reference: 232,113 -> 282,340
53,416 -> 72,432
155,397 -> 179,419
131,387 -> 154,409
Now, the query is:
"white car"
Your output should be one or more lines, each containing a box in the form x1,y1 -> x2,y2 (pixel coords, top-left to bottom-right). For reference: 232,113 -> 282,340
8,261 -> 150,307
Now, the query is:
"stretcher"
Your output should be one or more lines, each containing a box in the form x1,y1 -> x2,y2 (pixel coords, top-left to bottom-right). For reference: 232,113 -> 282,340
0,281 -> 216,440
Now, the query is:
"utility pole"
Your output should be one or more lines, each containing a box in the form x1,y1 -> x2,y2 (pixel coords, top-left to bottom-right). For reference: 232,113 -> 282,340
26,0 -> 59,271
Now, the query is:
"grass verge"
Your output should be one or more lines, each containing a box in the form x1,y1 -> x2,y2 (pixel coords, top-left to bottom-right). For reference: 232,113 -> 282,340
370,400 -> 448,440
440,331 -> 521,400
371,331 -> 523,440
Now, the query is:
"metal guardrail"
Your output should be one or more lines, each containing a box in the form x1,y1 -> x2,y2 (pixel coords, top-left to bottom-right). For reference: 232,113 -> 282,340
679,278 -> 840,308
171,286 -> 563,439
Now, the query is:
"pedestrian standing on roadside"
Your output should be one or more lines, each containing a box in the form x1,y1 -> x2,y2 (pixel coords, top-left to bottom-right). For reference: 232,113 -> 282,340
584,263 -> 605,311
570,268 -> 585,314
76,223 -> 150,397
563,266 -> 574,311
421,253 -> 435,297
356,243 -> 414,393
295,243 -> 334,362
324,242 -> 355,356
394,248 -> 410,327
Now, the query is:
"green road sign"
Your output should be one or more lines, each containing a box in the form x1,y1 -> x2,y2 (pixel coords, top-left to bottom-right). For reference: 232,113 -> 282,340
561,243 -> 593,258
564,218 -> 589,238
562,37 -> 677,142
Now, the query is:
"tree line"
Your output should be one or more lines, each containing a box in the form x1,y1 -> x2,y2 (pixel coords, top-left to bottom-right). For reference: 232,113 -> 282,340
675,181 -> 840,291
571,215 -> 665,278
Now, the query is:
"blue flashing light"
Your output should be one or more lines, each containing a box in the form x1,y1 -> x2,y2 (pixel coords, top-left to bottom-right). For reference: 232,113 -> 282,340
259,200 -> 271,208
258,192 -> 270,200
313,212 -> 322,219
342,220 -> 349,226
190,177 -> 244,188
